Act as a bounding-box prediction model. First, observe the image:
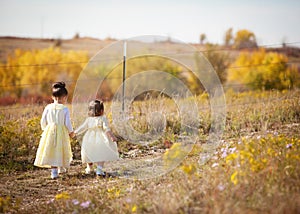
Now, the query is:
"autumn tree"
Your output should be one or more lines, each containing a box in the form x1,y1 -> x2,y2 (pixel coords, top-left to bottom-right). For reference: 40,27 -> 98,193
227,48 -> 300,90
203,44 -> 231,83
234,29 -> 257,49
1,47 -> 88,98
224,28 -> 233,46
199,33 -> 207,45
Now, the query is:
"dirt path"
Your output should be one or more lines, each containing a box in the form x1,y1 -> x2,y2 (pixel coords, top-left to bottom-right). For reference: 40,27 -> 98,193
0,160 -> 112,211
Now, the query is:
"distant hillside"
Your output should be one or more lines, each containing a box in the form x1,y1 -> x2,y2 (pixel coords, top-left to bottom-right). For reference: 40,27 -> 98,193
1,36 -> 299,63
0,36 -> 116,63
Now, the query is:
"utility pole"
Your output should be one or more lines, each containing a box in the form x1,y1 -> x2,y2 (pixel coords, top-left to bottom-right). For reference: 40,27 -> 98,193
122,41 -> 127,111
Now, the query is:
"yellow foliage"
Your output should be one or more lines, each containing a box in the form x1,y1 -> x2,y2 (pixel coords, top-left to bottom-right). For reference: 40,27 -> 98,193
225,135 -> 300,185
228,48 -> 300,90
1,47 -> 88,98
234,29 -> 257,48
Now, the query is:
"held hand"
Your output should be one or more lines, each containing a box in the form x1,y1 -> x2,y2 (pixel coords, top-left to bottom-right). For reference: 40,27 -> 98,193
111,136 -> 118,142
107,131 -> 117,142
69,132 -> 76,138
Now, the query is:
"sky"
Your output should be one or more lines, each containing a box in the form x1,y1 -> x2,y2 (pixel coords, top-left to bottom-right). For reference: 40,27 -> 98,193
0,0 -> 299,46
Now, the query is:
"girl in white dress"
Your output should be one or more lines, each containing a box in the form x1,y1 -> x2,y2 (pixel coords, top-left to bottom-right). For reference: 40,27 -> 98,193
74,100 -> 119,176
34,82 -> 75,179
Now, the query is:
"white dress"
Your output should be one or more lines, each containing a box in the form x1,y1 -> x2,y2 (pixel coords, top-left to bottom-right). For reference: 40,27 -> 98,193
75,116 -> 119,163
34,102 -> 73,168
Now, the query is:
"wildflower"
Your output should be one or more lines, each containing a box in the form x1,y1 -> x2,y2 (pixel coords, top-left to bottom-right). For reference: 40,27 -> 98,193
211,163 -> 219,168
47,198 -> 54,204
72,199 -> 80,205
231,171 -> 238,185
115,189 -> 121,197
107,188 -> 113,193
217,184 -> 225,191
131,204 -> 137,212
55,192 -> 70,200
126,185 -> 133,193
221,151 -> 228,158
225,153 -> 238,163
125,198 -> 132,203
229,147 -> 237,153
286,144 -> 292,149
80,201 -> 91,208
181,164 -> 196,175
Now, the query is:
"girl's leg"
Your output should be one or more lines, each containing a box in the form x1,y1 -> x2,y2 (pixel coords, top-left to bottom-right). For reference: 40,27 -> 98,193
51,166 -> 58,179
96,162 -> 105,176
85,163 -> 93,174
97,161 -> 104,168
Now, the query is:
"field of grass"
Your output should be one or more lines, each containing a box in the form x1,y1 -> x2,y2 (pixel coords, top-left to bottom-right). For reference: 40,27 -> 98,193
0,89 -> 300,213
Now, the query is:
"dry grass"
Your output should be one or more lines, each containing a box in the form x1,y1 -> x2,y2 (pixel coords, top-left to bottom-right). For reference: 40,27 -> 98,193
0,90 -> 300,213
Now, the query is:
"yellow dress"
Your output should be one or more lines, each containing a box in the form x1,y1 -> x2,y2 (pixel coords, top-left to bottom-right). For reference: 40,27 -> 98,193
75,116 -> 119,163
34,102 -> 73,168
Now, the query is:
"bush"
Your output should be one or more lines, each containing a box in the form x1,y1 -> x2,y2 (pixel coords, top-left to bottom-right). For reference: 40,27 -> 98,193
227,48 -> 300,90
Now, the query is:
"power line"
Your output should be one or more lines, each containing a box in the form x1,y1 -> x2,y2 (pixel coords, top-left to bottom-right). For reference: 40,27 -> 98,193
0,40 -> 299,93
0,59 -> 299,88
0,76 -> 122,88
0,41 -> 299,70
225,60 -> 300,70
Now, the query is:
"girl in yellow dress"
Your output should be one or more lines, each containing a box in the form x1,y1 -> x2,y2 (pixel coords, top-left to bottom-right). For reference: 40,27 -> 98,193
74,100 -> 119,176
34,82 -> 75,179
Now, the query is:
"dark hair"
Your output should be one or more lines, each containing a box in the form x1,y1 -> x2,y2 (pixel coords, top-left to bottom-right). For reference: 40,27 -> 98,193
88,100 -> 104,117
52,82 -> 68,98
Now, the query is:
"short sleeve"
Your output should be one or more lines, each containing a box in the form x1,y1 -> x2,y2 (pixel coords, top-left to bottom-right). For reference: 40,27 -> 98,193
102,116 -> 111,132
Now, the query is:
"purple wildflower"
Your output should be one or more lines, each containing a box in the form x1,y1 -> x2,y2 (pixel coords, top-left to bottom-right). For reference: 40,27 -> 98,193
217,184 -> 225,191
47,198 -> 54,204
72,199 -> 80,205
80,201 -> 91,208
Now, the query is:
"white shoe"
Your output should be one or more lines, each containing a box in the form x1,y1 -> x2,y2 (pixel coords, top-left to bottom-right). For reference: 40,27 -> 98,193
85,167 -> 93,174
51,168 -> 58,179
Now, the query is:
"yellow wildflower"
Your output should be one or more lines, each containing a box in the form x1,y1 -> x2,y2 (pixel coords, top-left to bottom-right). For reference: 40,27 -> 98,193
181,164 -> 196,175
132,204 -> 137,212
55,192 -> 70,200
231,171 -> 238,185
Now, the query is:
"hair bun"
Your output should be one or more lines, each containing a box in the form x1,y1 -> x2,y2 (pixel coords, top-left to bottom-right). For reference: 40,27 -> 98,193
52,82 -> 66,89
